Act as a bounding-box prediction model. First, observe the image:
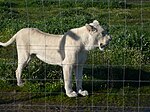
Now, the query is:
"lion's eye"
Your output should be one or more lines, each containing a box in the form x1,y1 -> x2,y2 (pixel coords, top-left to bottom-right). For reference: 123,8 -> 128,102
101,31 -> 105,37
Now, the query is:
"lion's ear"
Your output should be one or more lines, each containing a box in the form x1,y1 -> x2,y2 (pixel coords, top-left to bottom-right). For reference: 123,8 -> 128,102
85,24 -> 92,31
85,24 -> 97,32
93,20 -> 99,25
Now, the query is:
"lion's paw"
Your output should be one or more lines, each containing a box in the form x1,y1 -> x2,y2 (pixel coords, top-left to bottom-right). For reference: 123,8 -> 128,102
17,82 -> 24,87
66,91 -> 78,97
78,90 -> 89,96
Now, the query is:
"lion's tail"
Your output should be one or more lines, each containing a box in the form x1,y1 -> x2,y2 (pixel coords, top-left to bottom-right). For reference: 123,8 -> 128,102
0,34 -> 17,47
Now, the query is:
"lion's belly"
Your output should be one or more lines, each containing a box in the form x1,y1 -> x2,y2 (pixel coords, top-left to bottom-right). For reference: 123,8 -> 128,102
32,48 -> 63,66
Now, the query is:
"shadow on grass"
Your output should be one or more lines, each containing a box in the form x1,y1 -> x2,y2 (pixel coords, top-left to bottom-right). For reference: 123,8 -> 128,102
83,66 -> 150,92
0,66 -> 150,105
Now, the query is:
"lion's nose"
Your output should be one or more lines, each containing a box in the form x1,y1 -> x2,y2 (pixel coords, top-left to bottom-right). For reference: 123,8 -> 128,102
100,43 -> 103,46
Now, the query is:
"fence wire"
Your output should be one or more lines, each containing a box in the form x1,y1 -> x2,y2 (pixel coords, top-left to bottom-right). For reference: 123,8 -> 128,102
0,0 -> 149,112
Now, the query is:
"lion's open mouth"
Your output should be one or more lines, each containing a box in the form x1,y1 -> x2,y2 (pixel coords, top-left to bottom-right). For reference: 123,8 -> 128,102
99,43 -> 109,51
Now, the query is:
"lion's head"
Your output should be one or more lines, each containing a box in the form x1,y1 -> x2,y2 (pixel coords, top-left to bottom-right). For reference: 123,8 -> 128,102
86,20 -> 112,51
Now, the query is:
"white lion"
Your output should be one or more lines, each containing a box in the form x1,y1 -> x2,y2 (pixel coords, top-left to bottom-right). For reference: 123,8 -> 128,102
0,20 -> 111,97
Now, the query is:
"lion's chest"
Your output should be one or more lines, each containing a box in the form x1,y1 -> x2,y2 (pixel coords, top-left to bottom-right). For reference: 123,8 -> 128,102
76,50 -> 87,64
63,49 -> 87,65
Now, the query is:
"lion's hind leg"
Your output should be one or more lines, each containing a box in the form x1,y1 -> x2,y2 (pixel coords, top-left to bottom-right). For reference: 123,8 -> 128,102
16,49 -> 30,87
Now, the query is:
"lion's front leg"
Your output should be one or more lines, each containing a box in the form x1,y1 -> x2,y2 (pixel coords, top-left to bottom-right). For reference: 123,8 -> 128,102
75,65 -> 88,96
63,64 -> 77,97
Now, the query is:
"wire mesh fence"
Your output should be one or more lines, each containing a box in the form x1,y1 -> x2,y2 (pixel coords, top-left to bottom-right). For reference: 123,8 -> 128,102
0,0 -> 150,112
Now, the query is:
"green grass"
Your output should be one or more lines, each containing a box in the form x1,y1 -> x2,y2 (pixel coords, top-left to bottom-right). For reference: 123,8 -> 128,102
0,81 -> 150,111
0,0 -> 150,111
